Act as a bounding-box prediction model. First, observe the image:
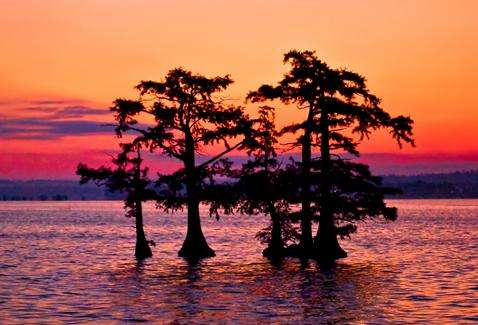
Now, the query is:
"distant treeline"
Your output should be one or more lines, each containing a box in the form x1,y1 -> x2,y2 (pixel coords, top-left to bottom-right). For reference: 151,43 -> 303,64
1,170 -> 478,201
0,180 -> 123,201
383,170 -> 478,198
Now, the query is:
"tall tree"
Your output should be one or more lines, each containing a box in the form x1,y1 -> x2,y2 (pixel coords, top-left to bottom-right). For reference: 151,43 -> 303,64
77,144 -> 156,259
248,50 -> 414,260
112,68 -> 252,258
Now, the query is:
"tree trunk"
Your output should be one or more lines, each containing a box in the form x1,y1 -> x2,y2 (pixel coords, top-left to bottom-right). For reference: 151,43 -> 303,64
300,110 -> 314,254
178,196 -> 215,258
263,203 -> 284,259
178,131 -> 215,259
134,199 -> 152,259
316,109 -> 346,261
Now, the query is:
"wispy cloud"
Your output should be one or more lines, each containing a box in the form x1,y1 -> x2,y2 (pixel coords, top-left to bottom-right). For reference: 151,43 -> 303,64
0,116 -> 114,139
0,99 -> 112,140
0,98 -> 81,107
21,105 -> 109,119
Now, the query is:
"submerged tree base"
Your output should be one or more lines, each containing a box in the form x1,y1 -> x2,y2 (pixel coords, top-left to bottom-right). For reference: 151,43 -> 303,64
276,242 -> 347,262
135,240 -> 153,260
262,245 -> 286,260
316,235 -> 348,261
314,245 -> 347,261
178,240 -> 216,259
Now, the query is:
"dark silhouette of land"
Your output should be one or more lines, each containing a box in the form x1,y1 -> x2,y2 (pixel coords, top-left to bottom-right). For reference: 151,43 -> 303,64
0,170 -> 478,201
383,170 -> 478,198
0,179 -> 120,200
3,170 -> 478,201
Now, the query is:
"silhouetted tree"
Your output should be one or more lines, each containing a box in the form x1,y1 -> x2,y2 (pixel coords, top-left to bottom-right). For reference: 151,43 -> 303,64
77,144 -> 156,259
248,50 -> 415,260
234,106 -> 300,258
112,68 -> 253,258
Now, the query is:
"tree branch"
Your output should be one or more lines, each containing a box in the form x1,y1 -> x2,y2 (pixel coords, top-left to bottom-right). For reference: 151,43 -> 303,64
195,141 -> 242,170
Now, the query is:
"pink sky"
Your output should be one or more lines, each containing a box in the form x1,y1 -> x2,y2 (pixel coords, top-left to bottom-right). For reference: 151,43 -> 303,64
1,0 -> 477,178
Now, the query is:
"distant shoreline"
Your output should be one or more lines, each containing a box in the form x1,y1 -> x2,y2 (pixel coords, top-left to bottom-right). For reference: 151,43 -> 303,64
1,169 -> 478,200
0,197 -> 478,204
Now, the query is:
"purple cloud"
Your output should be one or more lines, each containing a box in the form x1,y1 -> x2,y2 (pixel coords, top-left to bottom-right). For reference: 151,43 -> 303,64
0,99 -> 116,139
0,117 -> 114,139
21,105 -> 109,119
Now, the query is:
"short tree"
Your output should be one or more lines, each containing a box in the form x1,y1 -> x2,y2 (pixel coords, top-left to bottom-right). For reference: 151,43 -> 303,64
234,106 -> 300,258
77,143 -> 156,259
248,50 -> 415,260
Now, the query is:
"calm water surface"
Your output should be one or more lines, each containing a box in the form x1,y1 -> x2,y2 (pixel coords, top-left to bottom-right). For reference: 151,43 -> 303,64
0,200 -> 477,324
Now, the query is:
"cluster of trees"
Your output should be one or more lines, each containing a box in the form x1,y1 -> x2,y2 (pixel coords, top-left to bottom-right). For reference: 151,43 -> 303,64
77,50 -> 414,262
383,171 -> 478,198
0,194 -> 68,201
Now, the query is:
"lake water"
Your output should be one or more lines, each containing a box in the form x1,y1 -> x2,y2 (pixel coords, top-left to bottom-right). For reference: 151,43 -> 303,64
0,200 -> 477,324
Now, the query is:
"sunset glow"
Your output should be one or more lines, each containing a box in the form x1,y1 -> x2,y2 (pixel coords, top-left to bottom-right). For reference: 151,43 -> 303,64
1,0 -> 477,178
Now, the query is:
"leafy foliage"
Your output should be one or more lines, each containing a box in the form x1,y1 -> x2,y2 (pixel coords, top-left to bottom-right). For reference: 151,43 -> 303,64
77,143 -> 156,217
110,68 -> 254,212
247,50 -> 415,154
247,50 -> 415,255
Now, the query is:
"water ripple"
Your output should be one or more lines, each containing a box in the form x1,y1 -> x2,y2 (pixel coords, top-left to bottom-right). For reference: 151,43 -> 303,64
0,200 -> 477,323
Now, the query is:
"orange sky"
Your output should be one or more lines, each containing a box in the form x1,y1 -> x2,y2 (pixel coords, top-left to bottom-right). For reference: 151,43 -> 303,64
1,0 -> 477,178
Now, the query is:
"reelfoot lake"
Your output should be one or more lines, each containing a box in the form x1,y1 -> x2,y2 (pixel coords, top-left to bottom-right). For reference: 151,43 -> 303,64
0,200 -> 477,324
